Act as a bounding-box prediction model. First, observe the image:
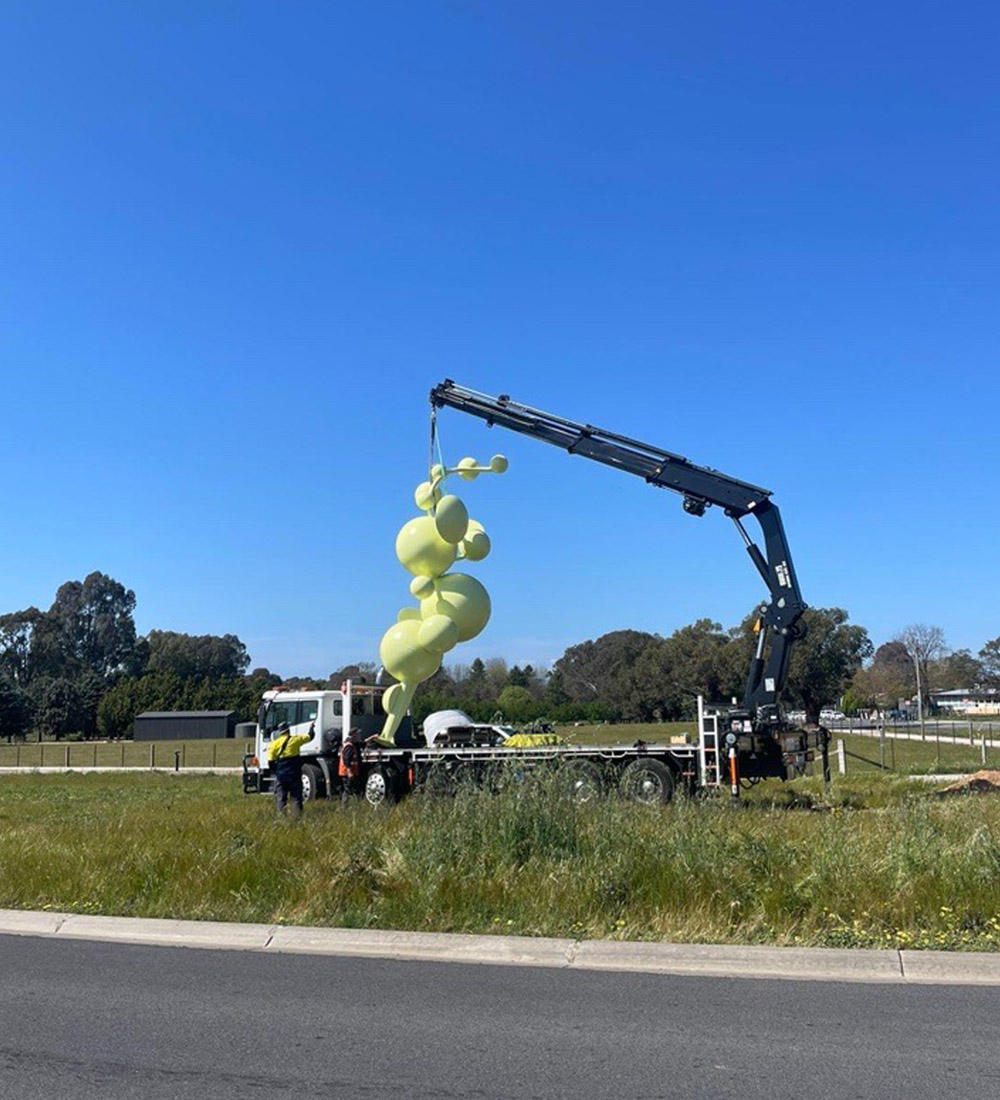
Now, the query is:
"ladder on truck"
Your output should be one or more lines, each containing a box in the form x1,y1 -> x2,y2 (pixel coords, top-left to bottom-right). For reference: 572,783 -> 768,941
697,696 -> 723,788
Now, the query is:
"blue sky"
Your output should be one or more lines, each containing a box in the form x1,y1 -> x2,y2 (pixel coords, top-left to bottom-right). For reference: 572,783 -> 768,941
2,2 -> 998,676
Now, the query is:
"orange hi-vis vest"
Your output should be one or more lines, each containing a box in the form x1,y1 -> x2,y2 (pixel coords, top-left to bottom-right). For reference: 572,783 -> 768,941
339,738 -> 361,779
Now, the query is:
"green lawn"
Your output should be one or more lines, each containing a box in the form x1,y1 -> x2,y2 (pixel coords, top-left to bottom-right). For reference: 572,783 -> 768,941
2,770 -> 1000,951
559,721 -> 695,745
0,738 -> 254,769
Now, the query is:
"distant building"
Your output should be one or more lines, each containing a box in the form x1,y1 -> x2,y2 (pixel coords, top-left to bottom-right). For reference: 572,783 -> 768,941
929,689 -> 1000,716
133,711 -> 240,741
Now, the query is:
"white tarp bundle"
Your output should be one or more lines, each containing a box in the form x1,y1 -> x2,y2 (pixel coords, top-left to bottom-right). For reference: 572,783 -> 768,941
422,709 -> 475,746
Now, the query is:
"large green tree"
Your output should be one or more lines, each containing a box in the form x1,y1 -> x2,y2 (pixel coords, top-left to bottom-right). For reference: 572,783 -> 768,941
0,608 -> 42,687
497,685 -> 539,723
0,676 -> 32,742
932,649 -> 984,691
627,620 -> 734,721
782,608 -> 873,723
980,637 -> 1000,688
145,630 -> 250,680
33,572 -> 141,681
849,640 -> 913,710
29,677 -> 83,741
553,630 -> 659,717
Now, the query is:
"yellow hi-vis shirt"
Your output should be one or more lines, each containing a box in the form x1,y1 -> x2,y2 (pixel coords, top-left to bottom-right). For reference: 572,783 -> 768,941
267,731 -> 312,764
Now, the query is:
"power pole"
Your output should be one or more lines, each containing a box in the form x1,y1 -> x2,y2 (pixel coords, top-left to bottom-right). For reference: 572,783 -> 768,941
914,653 -> 925,741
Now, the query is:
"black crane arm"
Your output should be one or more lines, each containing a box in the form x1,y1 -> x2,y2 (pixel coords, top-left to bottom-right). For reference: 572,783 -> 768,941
429,380 -> 806,722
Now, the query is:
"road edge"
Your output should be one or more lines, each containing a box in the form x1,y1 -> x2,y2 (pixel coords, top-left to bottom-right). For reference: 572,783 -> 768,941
3,909 -> 1000,984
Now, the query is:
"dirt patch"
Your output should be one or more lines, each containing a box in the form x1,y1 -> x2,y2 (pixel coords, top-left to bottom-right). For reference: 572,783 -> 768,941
937,770 -> 1000,796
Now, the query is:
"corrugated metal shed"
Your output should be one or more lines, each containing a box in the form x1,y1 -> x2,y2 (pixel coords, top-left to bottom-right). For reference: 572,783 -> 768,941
133,711 -> 239,741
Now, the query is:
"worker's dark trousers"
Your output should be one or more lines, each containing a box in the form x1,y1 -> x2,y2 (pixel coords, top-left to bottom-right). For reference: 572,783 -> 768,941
273,760 -> 304,816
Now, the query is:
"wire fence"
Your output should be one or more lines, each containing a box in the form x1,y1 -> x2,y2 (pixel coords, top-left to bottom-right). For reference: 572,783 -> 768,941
0,738 -> 253,770
832,722 -> 999,776
826,717 -> 1000,740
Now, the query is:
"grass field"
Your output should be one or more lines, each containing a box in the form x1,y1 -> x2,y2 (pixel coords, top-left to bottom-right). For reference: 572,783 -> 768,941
2,770 -> 1000,951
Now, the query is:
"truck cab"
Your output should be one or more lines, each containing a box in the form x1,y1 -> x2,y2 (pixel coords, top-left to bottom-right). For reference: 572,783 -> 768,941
243,680 -> 412,799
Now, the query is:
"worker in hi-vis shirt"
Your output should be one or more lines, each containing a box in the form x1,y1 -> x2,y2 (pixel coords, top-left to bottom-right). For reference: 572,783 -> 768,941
267,721 -> 312,817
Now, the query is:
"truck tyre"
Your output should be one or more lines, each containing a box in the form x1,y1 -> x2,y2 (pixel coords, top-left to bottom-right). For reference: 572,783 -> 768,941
620,759 -> 675,805
364,766 -> 397,807
451,762 -> 480,794
301,762 -> 324,802
560,760 -> 604,804
421,762 -> 454,797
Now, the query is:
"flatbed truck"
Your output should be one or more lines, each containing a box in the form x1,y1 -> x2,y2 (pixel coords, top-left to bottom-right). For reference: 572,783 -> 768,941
242,681 -> 822,805
243,382 -> 829,803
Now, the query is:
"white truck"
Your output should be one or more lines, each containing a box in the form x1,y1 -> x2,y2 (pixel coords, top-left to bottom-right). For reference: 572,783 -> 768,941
241,681 -> 819,805
242,681 -> 407,802
243,380 -> 832,803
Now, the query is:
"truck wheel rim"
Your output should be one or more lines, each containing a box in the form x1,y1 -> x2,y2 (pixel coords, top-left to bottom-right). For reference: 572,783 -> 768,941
365,772 -> 387,805
631,772 -> 662,803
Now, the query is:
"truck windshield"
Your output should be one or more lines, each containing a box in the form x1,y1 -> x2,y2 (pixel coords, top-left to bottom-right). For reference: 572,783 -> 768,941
264,700 -> 318,734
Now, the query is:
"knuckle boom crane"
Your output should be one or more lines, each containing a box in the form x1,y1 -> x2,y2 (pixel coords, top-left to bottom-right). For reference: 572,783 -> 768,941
430,380 -> 829,790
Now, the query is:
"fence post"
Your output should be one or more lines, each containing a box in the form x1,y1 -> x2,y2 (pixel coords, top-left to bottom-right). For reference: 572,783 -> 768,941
93,742 -> 98,767
120,742 -> 125,767
983,732 -> 988,767
64,744 -> 70,768
212,743 -> 218,769
837,738 -> 846,775
181,743 -> 186,769
15,743 -> 20,767
149,744 -> 155,769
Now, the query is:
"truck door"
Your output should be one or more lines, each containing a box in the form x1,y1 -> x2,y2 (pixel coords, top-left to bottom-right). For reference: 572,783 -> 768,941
262,698 -> 320,756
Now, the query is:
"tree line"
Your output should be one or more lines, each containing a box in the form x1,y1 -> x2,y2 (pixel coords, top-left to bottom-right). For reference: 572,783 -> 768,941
0,572 -> 997,742
0,573 -> 271,741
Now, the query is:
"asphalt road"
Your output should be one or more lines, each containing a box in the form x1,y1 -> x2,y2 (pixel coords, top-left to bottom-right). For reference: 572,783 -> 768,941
2,935 -> 999,1100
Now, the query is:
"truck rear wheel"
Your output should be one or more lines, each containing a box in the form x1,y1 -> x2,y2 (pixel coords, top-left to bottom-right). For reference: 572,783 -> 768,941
364,767 -> 398,807
560,760 -> 604,804
301,762 -> 324,802
620,759 -> 675,805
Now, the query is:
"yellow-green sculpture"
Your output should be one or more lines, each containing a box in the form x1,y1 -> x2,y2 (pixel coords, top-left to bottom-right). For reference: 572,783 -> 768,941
379,454 -> 508,742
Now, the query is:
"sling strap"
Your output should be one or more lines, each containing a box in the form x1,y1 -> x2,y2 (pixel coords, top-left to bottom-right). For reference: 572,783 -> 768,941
273,732 -> 294,759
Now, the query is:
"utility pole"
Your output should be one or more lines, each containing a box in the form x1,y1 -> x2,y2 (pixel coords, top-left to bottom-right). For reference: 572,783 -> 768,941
914,652 -> 926,741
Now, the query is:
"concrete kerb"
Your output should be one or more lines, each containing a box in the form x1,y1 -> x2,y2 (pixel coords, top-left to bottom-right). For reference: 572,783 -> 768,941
4,909 -> 1000,983
900,950 -> 1000,984
55,914 -> 275,951
572,940 -> 905,982
267,926 -> 576,968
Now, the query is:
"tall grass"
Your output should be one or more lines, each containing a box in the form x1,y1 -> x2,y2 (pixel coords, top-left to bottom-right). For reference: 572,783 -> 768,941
2,771 -> 1000,949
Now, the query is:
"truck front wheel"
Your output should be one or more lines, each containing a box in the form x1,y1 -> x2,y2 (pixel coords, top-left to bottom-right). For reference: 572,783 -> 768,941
301,762 -> 324,802
620,759 -> 675,805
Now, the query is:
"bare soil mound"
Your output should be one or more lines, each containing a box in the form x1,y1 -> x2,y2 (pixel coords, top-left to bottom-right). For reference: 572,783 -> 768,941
938,770 -> 1000,796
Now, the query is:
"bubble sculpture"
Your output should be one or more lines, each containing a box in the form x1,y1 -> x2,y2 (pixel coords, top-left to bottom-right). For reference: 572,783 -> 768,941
378,453 -> 508,742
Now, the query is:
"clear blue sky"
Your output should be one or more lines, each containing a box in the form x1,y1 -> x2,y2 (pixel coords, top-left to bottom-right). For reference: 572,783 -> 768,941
2,2 -> 998,677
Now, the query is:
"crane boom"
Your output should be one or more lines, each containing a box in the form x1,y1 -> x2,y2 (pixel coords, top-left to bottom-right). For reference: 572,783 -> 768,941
429,380 -> 807,730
